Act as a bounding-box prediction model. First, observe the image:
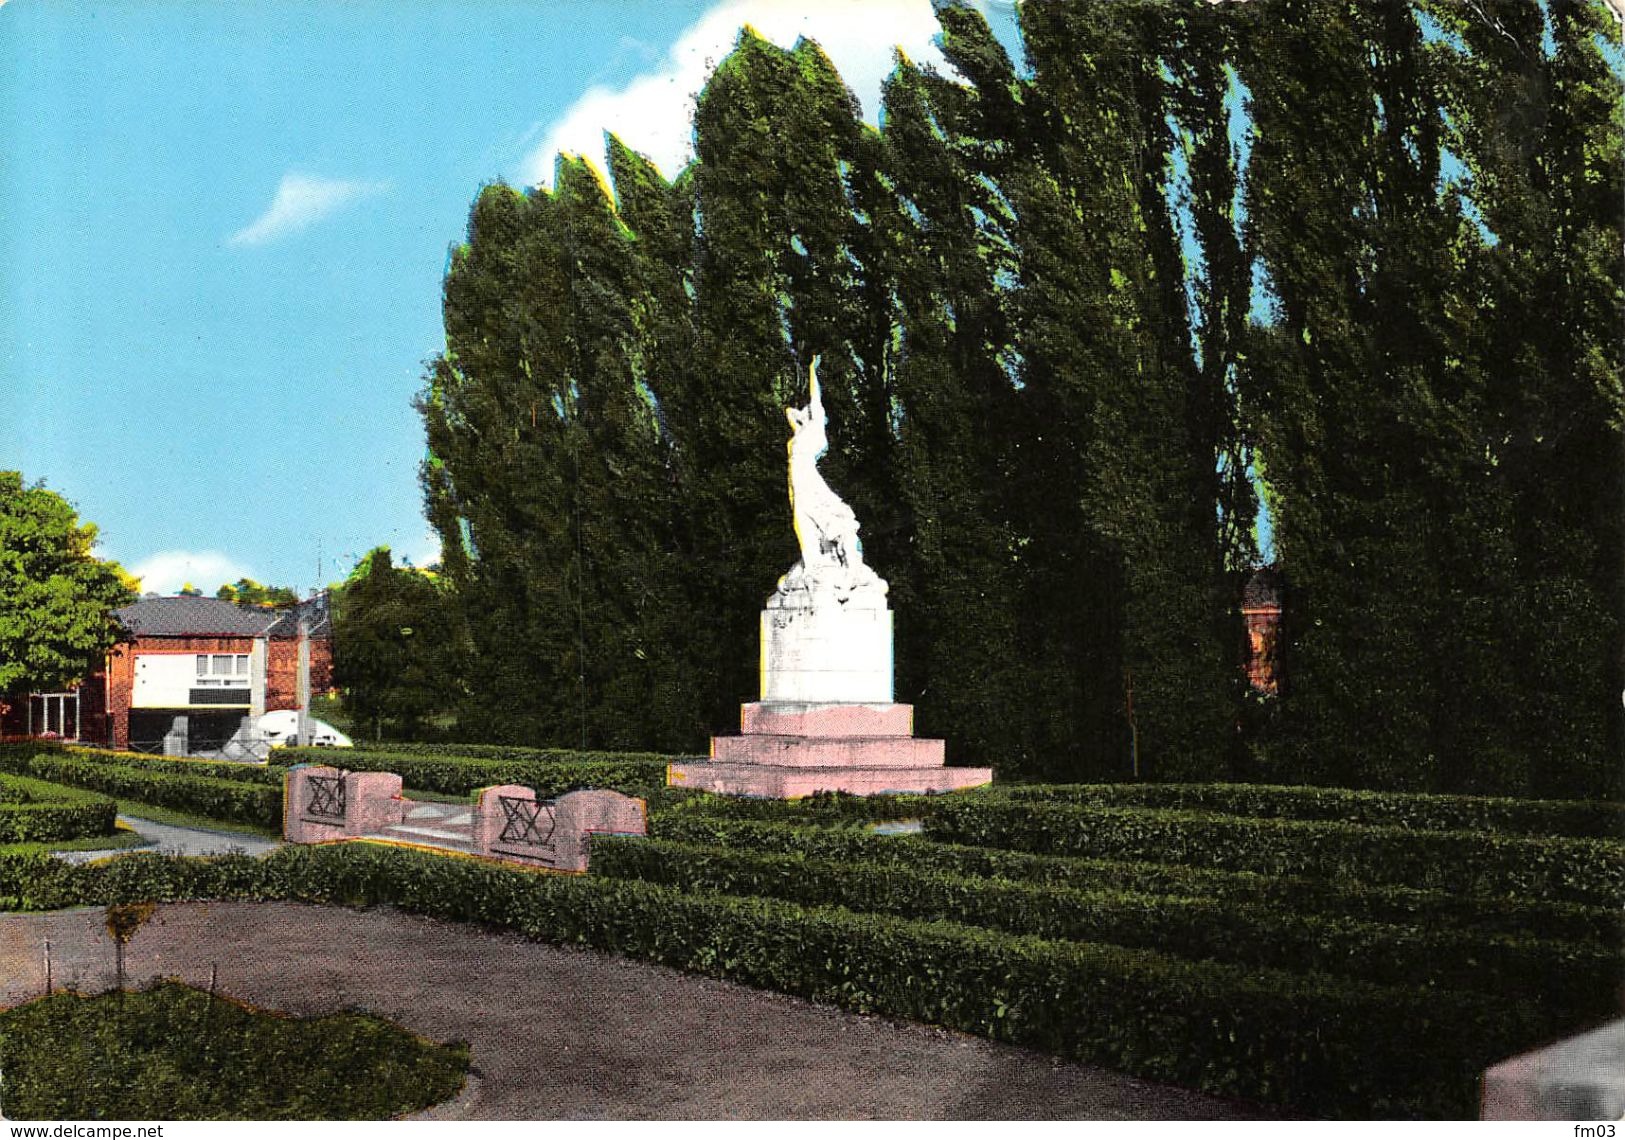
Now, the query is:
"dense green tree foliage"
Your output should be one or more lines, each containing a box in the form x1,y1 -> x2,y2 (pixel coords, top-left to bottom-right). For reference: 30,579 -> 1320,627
332,547 -> 460,742
214,578 -> 299,607
0,472 -> 136,699
418,2 -> 1621,798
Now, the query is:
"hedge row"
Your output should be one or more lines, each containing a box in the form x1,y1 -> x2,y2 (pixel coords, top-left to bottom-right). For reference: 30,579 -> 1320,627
652,789 -> 944,826
987,782 -> 1625,840
0,843 -> 1544,1119
288,740 -> 704,768
0,752 -> 282,831
62,747 -> 285,786
925,800 -> 1625,908
649,815 -> 1623,948
591,836 -> 1620,1031
271,746 -> 670,799
0,773 -> 117,844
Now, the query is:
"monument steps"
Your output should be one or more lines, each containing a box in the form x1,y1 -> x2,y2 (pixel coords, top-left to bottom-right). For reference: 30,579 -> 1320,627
375,817 -> 478,851
671,759 -> 990,799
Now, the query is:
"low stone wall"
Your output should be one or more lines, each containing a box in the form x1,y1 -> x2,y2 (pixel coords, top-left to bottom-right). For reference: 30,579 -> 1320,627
475,785 -> 647,872
283,764 -> 645,871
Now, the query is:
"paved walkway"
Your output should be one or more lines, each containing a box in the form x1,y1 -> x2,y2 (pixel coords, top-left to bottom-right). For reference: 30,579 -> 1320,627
53,816 -> 281,863
0,902 -> 1280,1120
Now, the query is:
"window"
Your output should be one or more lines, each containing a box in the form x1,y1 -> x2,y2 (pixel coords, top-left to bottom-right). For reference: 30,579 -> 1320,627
195,653 -> 250,687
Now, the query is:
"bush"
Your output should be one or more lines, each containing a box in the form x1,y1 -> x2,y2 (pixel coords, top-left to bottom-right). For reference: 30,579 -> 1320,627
0,842 -> 1542,1118
271,746 -> 669,798
304,740 -> 704,768
0,981 -> 469,1119
649,816 -> 1623,947
988,782 -> 1625,840
0,773 -> 117,843
0,752 -> 282,831
63,746 -> 285,786
925,799 -> 1625,907
590,836 -> 1620,1031
652,789 -> 942,826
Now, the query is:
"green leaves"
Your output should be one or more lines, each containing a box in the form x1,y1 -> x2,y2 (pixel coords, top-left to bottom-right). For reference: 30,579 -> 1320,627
332,546 -> 461,741
0,471 -> 136,694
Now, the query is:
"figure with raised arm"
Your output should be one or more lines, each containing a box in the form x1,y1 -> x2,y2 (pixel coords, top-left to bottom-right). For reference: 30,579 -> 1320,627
785,356 -> 864,574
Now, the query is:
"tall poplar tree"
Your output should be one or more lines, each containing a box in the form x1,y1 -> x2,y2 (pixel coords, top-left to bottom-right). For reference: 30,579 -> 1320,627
869,19 -> 1028,769
1009,0 -> 1240,780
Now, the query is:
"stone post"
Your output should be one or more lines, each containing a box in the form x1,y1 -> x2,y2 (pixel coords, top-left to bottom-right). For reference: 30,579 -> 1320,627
550,789 -> 648,872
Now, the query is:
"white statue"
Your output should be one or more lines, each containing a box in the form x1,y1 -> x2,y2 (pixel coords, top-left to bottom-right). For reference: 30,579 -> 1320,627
778,357 -> 885,602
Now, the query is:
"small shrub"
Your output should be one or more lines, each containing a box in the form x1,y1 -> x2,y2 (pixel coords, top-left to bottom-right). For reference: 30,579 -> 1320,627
0,981 -> 469,1119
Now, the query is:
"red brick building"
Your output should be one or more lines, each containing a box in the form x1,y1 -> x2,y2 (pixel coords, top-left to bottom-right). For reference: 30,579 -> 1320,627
1242,567 -> 1283,694
1,593 -> 333,752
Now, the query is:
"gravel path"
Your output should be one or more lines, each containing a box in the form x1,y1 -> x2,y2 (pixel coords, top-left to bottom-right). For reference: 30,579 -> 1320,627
0,902 -> 1283,1120
52,816 -> 281,863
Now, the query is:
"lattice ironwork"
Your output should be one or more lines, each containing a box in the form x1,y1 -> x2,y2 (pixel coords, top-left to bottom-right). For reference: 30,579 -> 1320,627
498,796 -> 556,847
306,774 -> 346,820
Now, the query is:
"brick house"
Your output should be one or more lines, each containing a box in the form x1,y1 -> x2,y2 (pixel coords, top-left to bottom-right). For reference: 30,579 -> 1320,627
1,593 -> 334,752
1242,567 -> 1283,694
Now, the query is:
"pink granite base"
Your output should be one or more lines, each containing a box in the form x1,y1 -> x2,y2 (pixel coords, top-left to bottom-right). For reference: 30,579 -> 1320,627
740,702 -> 914,737
669,758 -> 992,798
712,733 -> 944,767
676,699 -> 992,798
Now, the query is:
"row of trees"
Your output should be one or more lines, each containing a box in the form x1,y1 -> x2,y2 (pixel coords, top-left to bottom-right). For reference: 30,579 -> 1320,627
417,0 -> 1620,798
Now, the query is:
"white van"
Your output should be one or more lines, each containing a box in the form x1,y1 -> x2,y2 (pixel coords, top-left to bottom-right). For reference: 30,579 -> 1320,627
255,709 -> 354,748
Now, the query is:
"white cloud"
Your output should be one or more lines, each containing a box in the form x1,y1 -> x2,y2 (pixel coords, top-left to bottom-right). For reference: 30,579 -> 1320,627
395,526 -> 444,570
129,551 -> 253,596
518,0 -> 948,188
227,173 -> 389,247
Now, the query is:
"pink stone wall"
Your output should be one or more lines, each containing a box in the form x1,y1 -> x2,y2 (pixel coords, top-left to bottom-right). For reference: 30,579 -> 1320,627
474,784 -> 646,871
283,766 -> 403,842
344,770 -> 404,837
283,765 -> 347,842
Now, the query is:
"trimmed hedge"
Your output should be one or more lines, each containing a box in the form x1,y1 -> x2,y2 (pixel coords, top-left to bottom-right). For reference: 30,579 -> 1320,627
0,773 -> 117,844
63,747 -> 285,786
0,843 -> 1546,1118
271,746 -> 670,798
988,782 -> 1625,840
297,740 -> 704,768
649,816 -> 1624,947
926,799 -> 1625,908
0,752 -> 282,831
653,789 -> 942,826
591,836 -> 1620,1031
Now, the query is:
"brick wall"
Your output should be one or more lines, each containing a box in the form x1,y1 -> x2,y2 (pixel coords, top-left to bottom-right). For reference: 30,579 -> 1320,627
266,638 -> 299,710
1243,605 -> 1281,694
107,636 -> 260,749
309,636 -> 335,694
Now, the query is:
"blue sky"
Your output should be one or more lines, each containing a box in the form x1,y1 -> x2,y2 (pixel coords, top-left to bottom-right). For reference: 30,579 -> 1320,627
4,0 -> 991,596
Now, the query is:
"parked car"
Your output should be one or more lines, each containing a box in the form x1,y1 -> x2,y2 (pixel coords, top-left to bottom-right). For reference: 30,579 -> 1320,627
254,710 -> 353,748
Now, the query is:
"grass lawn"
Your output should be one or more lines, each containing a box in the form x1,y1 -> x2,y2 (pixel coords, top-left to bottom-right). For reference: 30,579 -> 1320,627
0,980 -> 470,1120
0,827 -> 151,858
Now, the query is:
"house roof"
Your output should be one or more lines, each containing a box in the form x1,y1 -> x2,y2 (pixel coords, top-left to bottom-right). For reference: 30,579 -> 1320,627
1242,567 -> 1283,610
265,593 -> 332,638
114,595 -> 330,638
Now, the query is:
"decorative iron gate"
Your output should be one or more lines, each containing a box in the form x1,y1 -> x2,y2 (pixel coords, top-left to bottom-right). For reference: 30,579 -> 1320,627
305,774 -> 346,821
497,795 -> 557,851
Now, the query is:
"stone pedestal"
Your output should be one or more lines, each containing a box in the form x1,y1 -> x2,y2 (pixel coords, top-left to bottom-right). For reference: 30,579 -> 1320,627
672,569 -> 992,799
760,593 -> 892,703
